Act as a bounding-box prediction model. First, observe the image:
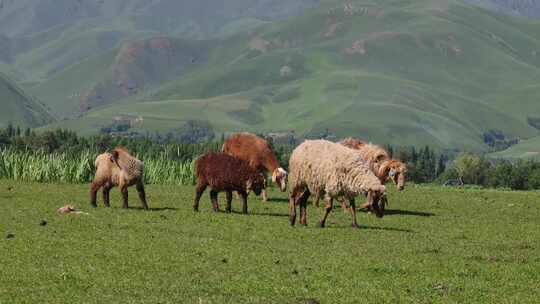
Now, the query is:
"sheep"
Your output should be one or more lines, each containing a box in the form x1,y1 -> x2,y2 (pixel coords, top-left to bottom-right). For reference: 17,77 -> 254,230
222,132 -> 287,201
314,138 -> 407,209
288,140 -> 386,228
193,152 -> 266,214
90,146 -> 148,210
341,137 -> 407,191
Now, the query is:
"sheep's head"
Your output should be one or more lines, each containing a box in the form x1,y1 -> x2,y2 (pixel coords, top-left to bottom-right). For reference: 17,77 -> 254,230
247,173 -> 266,196
388,160 -> 407,191
367,186 -> 386,218
272,168 -> 288,192
379,159 -> 407,191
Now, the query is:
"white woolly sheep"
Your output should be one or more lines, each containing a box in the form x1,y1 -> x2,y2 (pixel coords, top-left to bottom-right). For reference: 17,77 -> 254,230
288,140 -> 386,228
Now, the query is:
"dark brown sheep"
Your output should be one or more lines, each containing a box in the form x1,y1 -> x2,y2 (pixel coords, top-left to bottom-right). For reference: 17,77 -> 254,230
193,152 -> 266,214
222,132 -> 287,201
90,146 -> 148,210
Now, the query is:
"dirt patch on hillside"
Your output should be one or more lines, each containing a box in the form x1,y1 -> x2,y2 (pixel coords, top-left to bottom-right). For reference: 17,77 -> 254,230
344,32 -> 398,55
249,37 -> 270,53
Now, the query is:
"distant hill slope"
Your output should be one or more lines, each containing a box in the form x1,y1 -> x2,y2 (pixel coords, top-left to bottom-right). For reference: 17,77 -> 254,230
0,73 -> 54,128
489,136 -> 540,160
0,0 -> 319,83
464,0 -> 540,18
0,0 -> 320,37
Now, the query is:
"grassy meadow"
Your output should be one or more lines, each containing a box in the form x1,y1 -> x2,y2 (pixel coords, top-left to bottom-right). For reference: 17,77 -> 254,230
1,180 -> 539,303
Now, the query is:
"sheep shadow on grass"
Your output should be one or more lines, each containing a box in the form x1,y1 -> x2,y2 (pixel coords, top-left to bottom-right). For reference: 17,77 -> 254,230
228,210 -> 289,218
327,225 -> 414,233
125,206 -> 179,212
368,209 -> 435,217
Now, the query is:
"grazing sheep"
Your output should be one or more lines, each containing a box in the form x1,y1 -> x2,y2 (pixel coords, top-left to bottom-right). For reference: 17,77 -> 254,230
90,146 -> 148,210
288,140 -> 386,228
222,132 -> 287,201
314,138 -> 407,209
193,152 -> 266,214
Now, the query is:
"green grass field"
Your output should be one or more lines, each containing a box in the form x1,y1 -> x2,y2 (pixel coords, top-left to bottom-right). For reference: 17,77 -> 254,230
1,180 -> 539,303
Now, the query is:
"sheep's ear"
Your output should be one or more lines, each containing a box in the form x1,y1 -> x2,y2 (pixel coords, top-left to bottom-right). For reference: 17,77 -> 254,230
389,168 -> 397,177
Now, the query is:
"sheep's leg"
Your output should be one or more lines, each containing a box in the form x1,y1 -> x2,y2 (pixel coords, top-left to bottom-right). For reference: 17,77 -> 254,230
193,181 -> 207,212
318,195 -> 334,228
298,191 -> 310,226
239,191 -> 248,214
120,185 -> 129,209
337,196 -> 349,213
102,182 -> 113,208
362,197 -> 372,212
90,181 -> 102,208
136,181 -> 149,210
289,190 -> 298,226
225,190 -> 233,213
348,198 -> 359,229
261,188 -> 268,202
210,190 -> 220,212
313,192 -> 320,208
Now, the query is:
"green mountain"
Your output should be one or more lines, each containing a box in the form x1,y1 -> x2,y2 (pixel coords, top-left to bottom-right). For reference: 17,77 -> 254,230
4,0 -> 540,153
0,73 -> 54,128
43,0 -> 540,152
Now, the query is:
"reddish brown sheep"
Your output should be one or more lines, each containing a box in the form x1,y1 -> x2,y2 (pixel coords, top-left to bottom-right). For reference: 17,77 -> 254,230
222,132 -> 287,201
193,152 -> 266,214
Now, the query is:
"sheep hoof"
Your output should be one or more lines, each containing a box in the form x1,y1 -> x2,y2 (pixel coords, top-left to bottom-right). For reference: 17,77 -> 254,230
317,222 -> 325,228
193,207 -> 199,212
90,203 -> 97,208
352,224 -> 360,229
225,209 -> 231,213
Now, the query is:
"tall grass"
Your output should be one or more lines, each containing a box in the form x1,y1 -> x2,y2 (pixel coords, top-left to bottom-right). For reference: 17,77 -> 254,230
0,148 -> 196,185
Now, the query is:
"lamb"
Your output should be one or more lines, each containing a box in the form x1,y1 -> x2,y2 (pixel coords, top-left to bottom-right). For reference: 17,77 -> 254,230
288,140 -> 386,228
222,132 -> 287,201
193,152 -> 266,214
90,146 -> 148,210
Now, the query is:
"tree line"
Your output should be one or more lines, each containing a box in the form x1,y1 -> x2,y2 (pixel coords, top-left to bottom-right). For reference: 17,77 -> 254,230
1,124 -> 539,190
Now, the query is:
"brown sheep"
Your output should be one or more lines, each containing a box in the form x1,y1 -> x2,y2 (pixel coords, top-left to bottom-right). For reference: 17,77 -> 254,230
90,146 -> 148,210
193,152 -> 266,214
222,132 -> 287,201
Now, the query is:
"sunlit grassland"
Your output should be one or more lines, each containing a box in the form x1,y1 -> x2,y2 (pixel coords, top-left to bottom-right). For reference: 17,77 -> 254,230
1,181 -> 539,303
